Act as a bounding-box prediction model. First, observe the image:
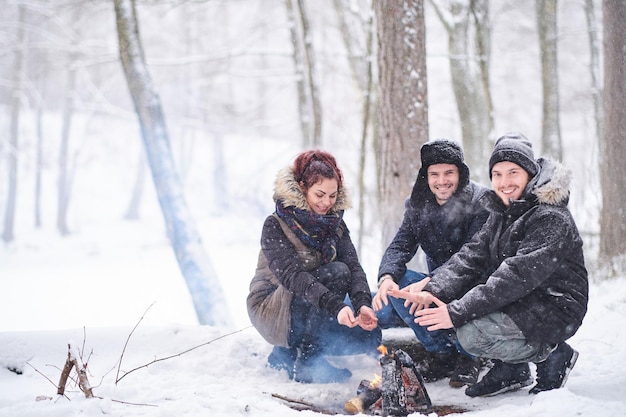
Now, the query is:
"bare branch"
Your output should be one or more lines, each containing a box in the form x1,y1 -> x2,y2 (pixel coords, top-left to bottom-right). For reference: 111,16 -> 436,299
115,302 -> 156,383
115,326 -> 252,384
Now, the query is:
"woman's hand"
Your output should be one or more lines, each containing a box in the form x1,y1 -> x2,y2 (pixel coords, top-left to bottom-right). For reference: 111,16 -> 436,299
372,276 -> 399,311
337,306 -> 379,330
337,306 -> 358,328
355,306 -> 379,331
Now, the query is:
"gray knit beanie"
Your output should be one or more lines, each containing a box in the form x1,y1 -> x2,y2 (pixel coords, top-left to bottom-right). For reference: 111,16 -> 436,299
489,132 -> 539,179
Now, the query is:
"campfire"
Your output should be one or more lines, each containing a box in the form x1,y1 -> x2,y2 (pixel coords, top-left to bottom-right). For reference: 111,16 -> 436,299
344,344 -> 431,416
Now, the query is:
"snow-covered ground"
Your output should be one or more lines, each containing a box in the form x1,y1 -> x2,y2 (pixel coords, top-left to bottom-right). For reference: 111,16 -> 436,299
1,1 -> 624,416
1,202 -> 625,417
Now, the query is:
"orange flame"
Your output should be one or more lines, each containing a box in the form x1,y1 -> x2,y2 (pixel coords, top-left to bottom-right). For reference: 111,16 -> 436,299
369,373 -> 382,388
377,344 -> 388,356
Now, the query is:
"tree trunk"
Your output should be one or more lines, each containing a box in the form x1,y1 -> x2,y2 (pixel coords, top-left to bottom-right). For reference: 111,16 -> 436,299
57,60 -> 76,236
113,0 -> 232,327
333,0 -> 376,255
537,0 -> 562,160
429,0 -> 494,183
124,149 -> 146,220
296,0 -> 322,147
584,0 -> 604,154
375,0 -> 428,250
2,4 -> 26,244
599,0 -> 626,273
284,0 -> 311,147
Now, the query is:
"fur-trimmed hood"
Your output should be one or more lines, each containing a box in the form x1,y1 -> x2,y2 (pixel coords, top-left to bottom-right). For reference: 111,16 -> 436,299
529,157 -> 571,205
272,166 -> 352,213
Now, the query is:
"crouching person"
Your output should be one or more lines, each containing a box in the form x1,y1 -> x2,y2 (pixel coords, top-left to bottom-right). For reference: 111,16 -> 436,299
248,150 -> 381,384
390,133 -> 588,397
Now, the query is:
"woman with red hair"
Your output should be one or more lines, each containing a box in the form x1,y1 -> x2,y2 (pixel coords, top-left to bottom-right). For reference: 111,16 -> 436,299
247,150 -> 381,383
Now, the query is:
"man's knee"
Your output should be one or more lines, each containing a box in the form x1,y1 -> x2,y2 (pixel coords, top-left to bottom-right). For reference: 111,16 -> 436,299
398,270 -> 427,288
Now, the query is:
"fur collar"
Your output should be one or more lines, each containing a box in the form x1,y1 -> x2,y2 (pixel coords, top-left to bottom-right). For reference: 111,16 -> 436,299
531,158 -> 571,205
272,166 -> 351,213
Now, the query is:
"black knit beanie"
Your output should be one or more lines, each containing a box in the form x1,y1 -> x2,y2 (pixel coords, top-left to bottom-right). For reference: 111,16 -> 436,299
488,133 -> 539,179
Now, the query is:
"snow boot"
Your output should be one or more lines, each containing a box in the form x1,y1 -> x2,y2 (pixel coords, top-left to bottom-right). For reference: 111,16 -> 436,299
267,346 -> 298,379
414,351 -> 458,382
293,337 -> 351,384
465,360 -> 533,397
449,354 -> 481,388
529,342 -> 578,394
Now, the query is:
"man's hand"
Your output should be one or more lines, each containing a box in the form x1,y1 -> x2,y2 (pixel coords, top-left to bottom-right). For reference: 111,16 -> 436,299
372,275 -> 398,311
413,296 -> 454,330
387,277 -> 432,314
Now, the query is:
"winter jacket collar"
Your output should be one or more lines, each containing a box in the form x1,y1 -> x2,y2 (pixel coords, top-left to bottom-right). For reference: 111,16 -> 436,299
272,166 -> 351,213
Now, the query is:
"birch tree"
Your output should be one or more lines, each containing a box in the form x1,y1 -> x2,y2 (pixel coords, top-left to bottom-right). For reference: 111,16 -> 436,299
375,0 -> 428,249
113,0 -> 232,327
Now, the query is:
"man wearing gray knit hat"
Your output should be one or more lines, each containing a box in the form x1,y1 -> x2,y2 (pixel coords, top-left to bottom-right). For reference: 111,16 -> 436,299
488,132 -> 539,179
390,132 -> 588,398
373,138 -> 490,388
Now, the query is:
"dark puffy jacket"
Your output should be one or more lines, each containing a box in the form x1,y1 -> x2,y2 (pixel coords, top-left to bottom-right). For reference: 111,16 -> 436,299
247,166 -> 372,347
426,158 -> 589,344
378,169 -> 489,279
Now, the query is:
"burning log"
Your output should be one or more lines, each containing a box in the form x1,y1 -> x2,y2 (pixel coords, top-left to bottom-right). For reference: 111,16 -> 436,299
346,344 -> 432,416
344,377 -> 383,414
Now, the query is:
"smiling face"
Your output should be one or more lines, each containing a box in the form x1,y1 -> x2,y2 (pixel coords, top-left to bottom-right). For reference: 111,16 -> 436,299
427,163 -> 460,205
491,161 -> 530,206
304,177 -> 338,215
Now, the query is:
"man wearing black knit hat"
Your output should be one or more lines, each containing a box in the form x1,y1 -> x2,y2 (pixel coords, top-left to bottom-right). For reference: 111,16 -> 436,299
373,138 -> 490,388
390,133 -> 588,397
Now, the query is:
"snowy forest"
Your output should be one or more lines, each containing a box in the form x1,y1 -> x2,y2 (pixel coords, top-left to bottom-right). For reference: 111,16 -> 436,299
2,1 -> 626,417
1,0 -> 625,326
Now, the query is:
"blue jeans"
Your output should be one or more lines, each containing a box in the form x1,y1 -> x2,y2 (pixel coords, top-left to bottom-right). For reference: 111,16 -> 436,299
289,262 -> 382,357
376,270 -> 457,354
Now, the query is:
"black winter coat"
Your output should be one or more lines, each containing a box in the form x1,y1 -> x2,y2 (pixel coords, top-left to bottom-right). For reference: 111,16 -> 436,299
378,175 -> 489,280
426,158 -> 589,344
247,166 -> 372,347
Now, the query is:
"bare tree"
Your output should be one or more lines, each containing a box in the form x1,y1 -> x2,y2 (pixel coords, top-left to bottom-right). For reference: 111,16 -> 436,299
113,0 -> 232,326
536,0 -> 562,160
284,0 -> 322,147
429,0 -> 494,182
599,0 -> 626,274
2,4 -> 26,243
57,6 -> 80,236
375,0 -> 429,249
584,0 -> 604,153
333,0 -> 377,255
284,0 -> 311,147
296,0 -> 322,147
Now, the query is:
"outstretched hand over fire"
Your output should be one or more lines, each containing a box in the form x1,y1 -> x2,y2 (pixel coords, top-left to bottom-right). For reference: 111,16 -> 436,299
337,305 -> 378,331
387,278 -> 454,331
386,277 -> 432,314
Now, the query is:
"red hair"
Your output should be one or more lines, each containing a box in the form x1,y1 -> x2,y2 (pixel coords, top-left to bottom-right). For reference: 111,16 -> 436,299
293,150 -> 344,192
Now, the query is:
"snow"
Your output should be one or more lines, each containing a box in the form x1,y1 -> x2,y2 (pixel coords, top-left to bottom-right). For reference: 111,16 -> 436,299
1,1 -> 625,416
1,148 -> 625,416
